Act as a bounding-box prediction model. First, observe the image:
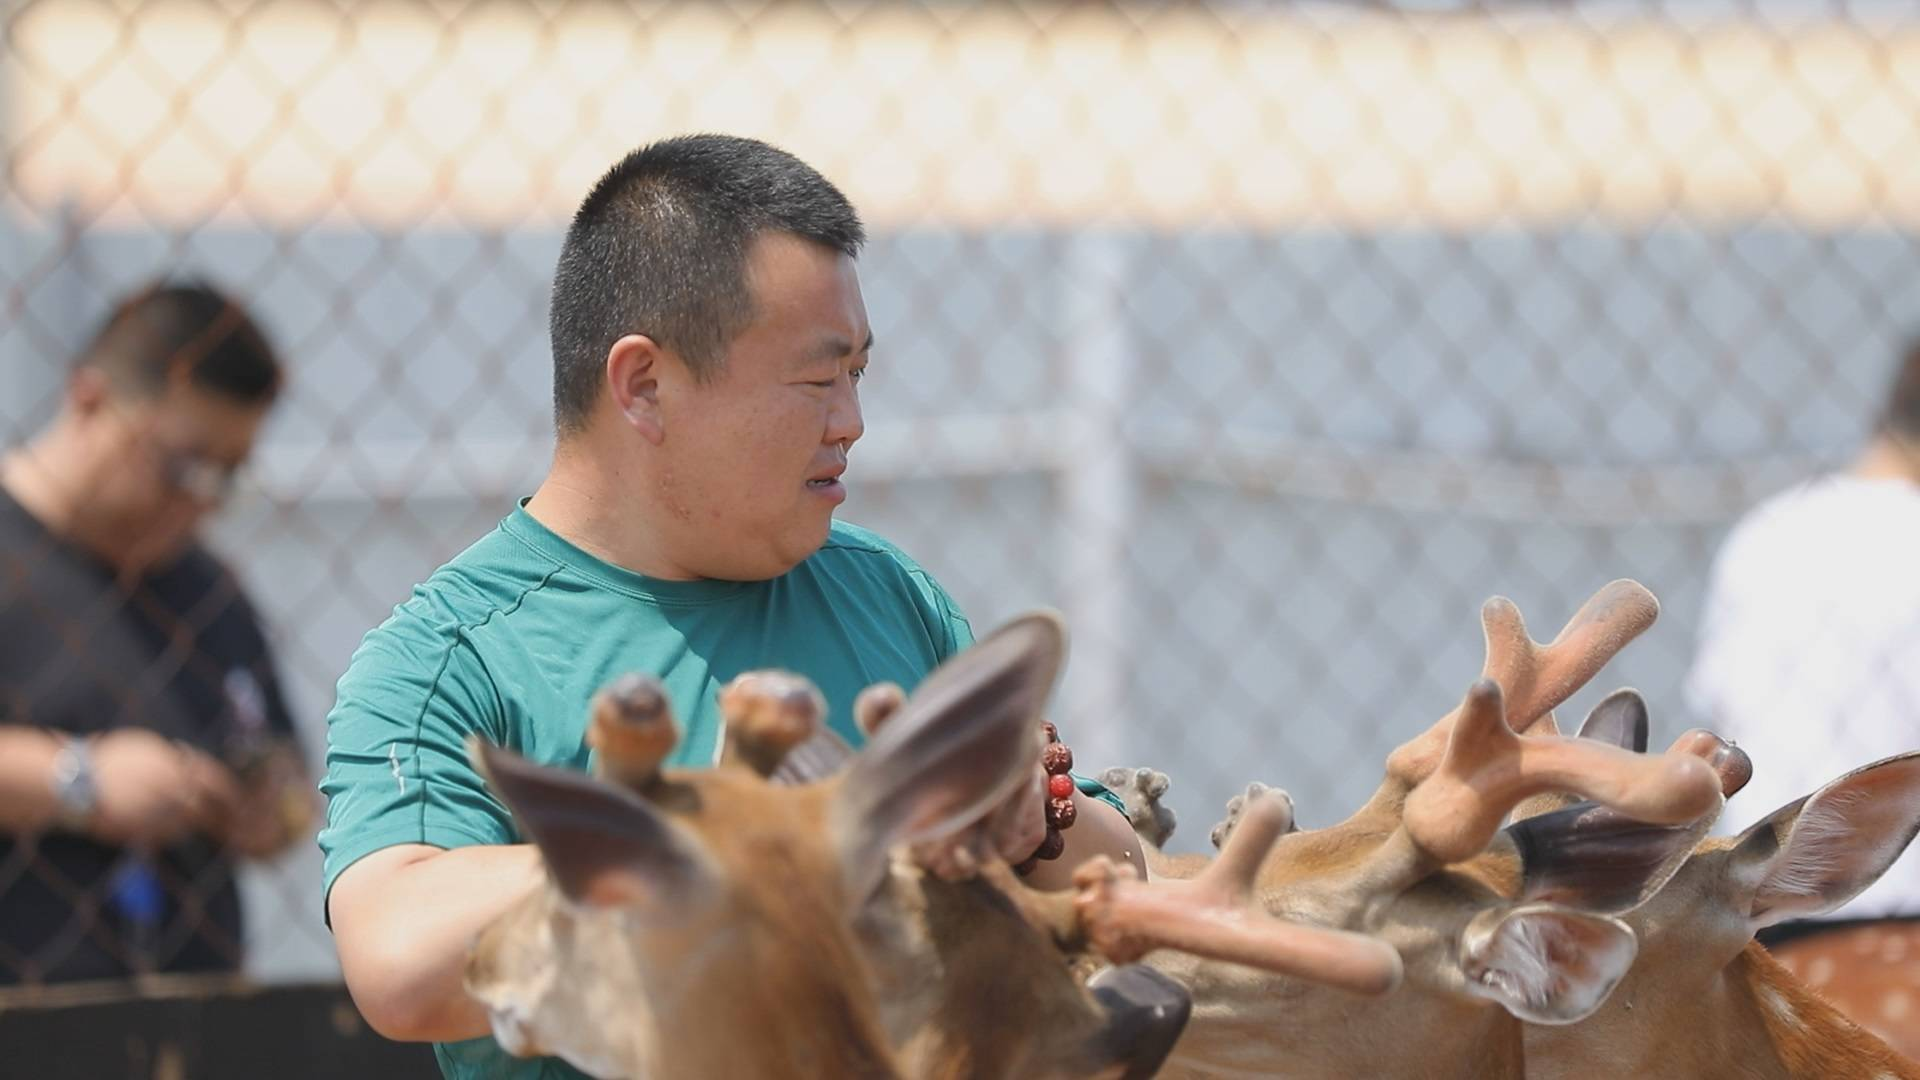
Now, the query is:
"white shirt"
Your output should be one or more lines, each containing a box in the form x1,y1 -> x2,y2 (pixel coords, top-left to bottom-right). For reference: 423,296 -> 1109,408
1684,473 -> 1920,920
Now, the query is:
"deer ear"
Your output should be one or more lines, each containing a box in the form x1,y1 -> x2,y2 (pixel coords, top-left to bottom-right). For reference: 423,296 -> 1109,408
472,738 -> 713,912
831,612 -> 1065,897
1506,792 -> 1721,914
1078,965 -> 1194,1080
1457,903 -> 1636,1024
1577,689 -> 1649,752
1729,751 -> 1920,931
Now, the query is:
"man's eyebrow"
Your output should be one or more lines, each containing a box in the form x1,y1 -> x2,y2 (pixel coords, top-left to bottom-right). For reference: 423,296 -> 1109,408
799,329 -> 876,365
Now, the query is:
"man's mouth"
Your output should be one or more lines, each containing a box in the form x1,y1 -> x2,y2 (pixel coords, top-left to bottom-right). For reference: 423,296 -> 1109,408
807,468 -> 848,501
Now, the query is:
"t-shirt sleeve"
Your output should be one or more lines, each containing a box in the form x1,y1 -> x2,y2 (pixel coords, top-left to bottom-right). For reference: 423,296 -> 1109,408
317,621 -> 515,915
906,566 -> 974,661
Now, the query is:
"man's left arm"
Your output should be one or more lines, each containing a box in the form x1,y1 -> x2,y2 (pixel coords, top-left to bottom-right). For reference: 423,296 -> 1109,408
1021,785 -> 1148,889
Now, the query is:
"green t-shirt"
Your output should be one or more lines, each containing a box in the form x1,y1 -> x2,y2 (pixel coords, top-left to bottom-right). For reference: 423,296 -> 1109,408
319,504 -> 1118,1079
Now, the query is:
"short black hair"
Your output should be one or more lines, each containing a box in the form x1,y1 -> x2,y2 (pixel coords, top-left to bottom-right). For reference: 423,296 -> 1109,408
547,133 -> 865,433
1883,336 -> 1920,441
80,280 -> 281,405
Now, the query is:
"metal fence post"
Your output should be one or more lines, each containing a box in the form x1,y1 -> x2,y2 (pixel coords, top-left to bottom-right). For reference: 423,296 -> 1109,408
1059,229 -> 1140,773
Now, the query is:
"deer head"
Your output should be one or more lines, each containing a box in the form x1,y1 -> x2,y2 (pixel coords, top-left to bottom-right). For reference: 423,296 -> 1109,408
1523,749 -> 1920,1080
1146,583 -> 1726,1079
463,612 -> 1404,1079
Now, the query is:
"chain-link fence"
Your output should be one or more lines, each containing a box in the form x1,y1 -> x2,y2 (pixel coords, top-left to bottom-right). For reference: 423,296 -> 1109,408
4,0 -> 1919,992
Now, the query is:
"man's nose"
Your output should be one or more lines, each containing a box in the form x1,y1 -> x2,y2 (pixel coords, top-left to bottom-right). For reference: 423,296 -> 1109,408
827,379 -> 864,449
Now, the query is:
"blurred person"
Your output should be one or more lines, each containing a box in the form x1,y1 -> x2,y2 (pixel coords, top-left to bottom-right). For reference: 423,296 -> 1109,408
320,133 -> 1143,1079
1685,338 -> 1920,933
0,281 -> 315,986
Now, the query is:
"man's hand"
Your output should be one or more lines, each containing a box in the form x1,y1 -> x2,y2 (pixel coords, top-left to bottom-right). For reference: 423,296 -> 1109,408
88,729 -> 239,847
217,742 -> 319,859
911,742 -> 1050,882
987,762 -> 1049,866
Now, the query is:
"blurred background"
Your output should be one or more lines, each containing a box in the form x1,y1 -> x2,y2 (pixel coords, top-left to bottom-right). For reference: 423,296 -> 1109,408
3,0 -> 1917,1030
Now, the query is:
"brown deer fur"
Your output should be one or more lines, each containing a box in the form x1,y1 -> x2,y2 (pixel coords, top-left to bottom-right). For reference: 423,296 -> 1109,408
465,612 -> 1401,1079
1147,583 -> 1724,1079
1524,753 -> 1920,1080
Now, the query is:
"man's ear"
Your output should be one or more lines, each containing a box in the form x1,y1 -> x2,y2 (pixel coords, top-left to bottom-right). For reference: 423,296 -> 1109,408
606,334 -> 666,444
68,365 -> 111,417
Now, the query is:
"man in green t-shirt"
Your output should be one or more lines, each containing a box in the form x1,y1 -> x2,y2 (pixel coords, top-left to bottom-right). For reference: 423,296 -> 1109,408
320,134 -> 1146,1079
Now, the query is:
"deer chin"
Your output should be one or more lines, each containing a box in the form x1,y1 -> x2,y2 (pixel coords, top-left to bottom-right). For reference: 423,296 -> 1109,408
466,894 -> 666,1078
553,1043 -> 645,1080
485,1004 -> 541,1059
482,989 -> 660,1080
472,956 -> 634,1076
466,896 -> 562,1058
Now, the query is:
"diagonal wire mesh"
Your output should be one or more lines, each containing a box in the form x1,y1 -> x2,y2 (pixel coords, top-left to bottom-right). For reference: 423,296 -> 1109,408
2,0 -> 1918,1000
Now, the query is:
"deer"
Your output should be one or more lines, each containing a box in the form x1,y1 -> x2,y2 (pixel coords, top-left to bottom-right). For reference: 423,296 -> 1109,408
1509,710 -> 1920,1079
1127,581 -> 1732,1079
1166,586 -> 1920,1080
458,611 -> 1406,1079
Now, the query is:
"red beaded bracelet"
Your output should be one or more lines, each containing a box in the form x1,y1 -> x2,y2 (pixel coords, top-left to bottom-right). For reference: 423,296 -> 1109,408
1014,722 -> 1076,877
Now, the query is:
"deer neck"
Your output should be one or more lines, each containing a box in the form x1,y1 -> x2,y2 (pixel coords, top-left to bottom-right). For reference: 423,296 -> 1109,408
638,850 -> 904,1079
646,931 -> 903,1080
1150,952 -> 1524,1080
866,871 -> 1114,1079
1548,942 -> 1920,1080
1732,942 -> 1920,1080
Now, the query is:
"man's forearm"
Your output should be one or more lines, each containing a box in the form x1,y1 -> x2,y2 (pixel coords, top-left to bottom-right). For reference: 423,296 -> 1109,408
0,726 -> 65,832
329,842 -> 546,1043
1022,791 -> 1149,890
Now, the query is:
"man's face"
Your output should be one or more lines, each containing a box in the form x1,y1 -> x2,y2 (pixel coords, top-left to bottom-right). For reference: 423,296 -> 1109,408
78,380 -> 268,571
654,232 -> 870,581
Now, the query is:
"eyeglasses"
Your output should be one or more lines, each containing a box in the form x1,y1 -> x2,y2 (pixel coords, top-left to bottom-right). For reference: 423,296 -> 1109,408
156,446 -> 240,502
105,396 -> 248,504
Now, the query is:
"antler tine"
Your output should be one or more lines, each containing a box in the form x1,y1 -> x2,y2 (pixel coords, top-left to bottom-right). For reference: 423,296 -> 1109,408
1201,787 -> 1293,897
717,670 -> 825,778
1402,679 -> 1722,864
1387,581 -> 1659,786
1486,580 -> 1660,734
1514,713 -> 1749,823
587,673 -> 681,790
1072,793 -> 1404,997
1666,728 -> 1753,799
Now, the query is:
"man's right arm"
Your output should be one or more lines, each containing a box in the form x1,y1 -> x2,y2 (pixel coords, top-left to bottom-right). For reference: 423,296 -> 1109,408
0,724 -> 238,843
328,842 -> 544,1042
320,626 -> 527,1043
0,726 -> 69,831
